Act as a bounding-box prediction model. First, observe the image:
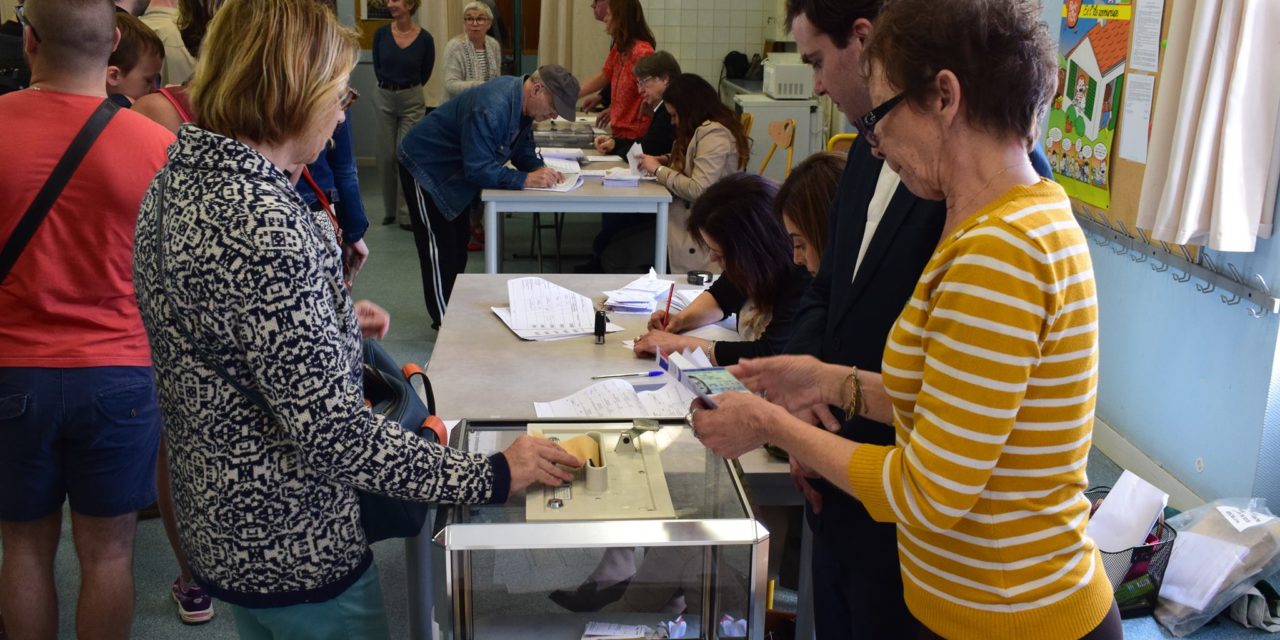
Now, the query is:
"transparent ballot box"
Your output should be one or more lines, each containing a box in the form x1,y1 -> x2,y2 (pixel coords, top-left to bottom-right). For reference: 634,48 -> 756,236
431,419 -> 768,640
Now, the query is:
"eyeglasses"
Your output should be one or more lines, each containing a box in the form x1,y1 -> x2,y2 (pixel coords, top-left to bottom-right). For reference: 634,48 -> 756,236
635,76 -> 654,89
339,87 -> 360,109
15,5 -> 39,43
854,91 -> 906,147
463,15 -> 490,23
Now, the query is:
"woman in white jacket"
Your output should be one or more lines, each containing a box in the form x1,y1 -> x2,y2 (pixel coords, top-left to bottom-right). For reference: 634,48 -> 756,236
442,1 -> 501,99
638,73 -> 751,274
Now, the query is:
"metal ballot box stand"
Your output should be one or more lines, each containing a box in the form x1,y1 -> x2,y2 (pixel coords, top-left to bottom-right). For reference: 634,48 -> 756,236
431,419 -> 768,640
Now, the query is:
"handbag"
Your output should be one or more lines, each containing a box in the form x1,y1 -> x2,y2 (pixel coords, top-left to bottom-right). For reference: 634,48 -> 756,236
152,171 -> 448,543
0,99 -> 120,284
358,337 -> 448,542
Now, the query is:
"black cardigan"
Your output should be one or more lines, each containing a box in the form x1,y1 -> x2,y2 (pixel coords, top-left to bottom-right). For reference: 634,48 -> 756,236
705,263 -> 812,365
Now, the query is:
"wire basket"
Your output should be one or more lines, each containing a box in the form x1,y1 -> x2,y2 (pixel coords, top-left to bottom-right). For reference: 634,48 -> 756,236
1085,487 -> 1178,617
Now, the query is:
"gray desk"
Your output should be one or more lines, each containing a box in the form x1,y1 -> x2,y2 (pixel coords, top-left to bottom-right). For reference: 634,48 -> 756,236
411,273 -> 813,640
480,166 -> 673,275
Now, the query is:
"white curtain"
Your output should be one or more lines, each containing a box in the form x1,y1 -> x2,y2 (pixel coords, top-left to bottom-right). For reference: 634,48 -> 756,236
1137,0 -> 1280,251
419,0 -> 466,107
538,0 -> 611,83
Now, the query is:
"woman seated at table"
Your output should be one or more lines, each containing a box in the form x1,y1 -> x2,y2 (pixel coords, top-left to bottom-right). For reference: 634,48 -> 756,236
130,0 -> 579,633
638,73 -> 750,274
633,173 -> 810,365
690,0 -> 1120,638
575,50 -> 683,274
593,50 -> 678,159
775,151 -> 846,276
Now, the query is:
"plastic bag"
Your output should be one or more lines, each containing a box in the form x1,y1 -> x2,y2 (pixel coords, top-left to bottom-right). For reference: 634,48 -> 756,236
1154,498 -> 1280,636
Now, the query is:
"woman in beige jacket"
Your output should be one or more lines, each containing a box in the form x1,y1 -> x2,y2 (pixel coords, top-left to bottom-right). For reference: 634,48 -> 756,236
639,73 -> 751,274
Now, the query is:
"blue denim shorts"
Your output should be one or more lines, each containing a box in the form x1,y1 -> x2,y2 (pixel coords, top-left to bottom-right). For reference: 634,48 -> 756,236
0,366 -> 162,521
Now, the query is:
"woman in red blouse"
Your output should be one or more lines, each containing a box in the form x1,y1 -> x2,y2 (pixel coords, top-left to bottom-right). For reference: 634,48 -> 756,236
576,0 -> 655,140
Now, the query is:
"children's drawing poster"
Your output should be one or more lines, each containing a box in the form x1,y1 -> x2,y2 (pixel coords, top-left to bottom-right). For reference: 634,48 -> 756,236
1045,0 -> 1133,209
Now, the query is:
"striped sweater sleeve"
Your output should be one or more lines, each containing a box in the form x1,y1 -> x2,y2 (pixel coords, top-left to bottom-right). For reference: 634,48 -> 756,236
848,215 -> 1056,530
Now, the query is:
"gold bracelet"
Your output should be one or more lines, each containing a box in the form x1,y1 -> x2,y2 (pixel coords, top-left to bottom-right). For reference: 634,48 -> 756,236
843,366 -> 863,417
852,366 -> 864,417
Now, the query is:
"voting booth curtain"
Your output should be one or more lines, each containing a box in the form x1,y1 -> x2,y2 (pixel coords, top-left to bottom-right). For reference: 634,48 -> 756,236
1137,0 -> 1280,252
537,0 -> 611,84
420,0 -> 468,108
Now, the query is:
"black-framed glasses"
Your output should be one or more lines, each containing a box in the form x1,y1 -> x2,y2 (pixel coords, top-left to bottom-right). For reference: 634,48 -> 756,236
339,87 -> 360,109
463,15 -> 490,23
15,5 -> 39,43
854,91 -> 906,147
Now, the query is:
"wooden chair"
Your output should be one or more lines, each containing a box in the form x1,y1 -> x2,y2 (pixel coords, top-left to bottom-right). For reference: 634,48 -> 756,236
827,133 -> 857,152
757,118 -> 797,177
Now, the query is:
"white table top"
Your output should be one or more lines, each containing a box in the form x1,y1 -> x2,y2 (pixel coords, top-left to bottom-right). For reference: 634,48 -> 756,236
480,177 -> 672,203
429,273 -> 676,420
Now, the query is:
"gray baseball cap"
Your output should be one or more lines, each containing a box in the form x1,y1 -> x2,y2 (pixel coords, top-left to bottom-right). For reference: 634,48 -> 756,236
536,64 -> 581,121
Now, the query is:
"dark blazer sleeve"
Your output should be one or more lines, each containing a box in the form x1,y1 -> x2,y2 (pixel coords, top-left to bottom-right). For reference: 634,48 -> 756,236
714,266 -> 812,365
637,104 -> 675,156
707,276 -> 746,318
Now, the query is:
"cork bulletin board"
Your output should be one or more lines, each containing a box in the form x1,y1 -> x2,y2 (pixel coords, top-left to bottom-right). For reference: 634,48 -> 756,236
356,0 -> 391,49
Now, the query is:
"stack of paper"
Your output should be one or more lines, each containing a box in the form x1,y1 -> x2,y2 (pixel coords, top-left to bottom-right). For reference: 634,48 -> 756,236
602,269 -> 678,314
492,277 -> 623,341
538,147 -> 584,160
534,378 -> 695,418
581,621 -> 654,640
602,167 -> 641,187
669,289 -> 702,313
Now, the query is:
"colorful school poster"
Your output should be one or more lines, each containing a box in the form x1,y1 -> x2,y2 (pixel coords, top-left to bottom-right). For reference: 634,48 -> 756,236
1044,0 -> 1133,209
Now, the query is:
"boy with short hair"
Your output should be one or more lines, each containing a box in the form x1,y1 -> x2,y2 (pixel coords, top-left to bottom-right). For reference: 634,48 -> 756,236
105,11 -> 163,105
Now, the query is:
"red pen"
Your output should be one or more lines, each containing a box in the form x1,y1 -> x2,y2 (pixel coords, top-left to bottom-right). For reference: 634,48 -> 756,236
661,283 -> 676,330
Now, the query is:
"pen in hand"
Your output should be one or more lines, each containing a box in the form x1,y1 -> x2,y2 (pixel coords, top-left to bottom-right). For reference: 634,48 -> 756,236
661,283 -> 675,331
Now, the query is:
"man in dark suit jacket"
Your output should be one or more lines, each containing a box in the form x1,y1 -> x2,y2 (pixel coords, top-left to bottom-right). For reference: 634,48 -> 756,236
782,0 -> 1052,637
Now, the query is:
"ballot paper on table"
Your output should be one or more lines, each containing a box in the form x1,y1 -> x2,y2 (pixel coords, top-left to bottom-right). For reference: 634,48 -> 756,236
542,156 -> 582,175
493,277 -> 623,340
534,378 -> 695,418
602,167 -> 642,187
585,154 -> 624,163
627,141 -> 645,173
526,174 -> 585,193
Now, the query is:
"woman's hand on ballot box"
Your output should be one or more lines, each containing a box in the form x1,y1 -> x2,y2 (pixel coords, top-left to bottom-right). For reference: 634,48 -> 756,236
503,435 -> 582,495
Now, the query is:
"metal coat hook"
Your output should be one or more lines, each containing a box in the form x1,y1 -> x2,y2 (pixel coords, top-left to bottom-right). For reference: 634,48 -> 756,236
1226,262 -> 1246,285
1111,242 -> 1128,256
1151,260 -> 1169,273
1222,292 -> 1242,306
1136,228 -> 1152,245
1178,245 -> 1193,261
1200,253 -> 1219,275
1172,270 -> 1191,283
1253,274 -> 1270,295
1249,305 -> 1269,318
1130,249 -> 1148,263
1196,280 -> 1216,294
1092,234 -> 1109,248
1116,220 -> 1133,238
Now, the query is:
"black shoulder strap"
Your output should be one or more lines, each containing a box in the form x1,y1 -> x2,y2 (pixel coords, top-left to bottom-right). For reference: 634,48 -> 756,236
0,98 -> 121,285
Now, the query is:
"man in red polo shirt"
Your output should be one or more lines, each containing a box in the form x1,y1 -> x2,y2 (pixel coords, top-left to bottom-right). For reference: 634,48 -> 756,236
0,0 -> 173,636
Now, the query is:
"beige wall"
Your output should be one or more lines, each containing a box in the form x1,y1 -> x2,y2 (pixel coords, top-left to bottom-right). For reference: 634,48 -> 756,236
1,0 -> 18,27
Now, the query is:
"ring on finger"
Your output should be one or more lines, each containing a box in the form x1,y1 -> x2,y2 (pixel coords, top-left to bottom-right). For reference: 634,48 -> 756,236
684,409 -> 701,439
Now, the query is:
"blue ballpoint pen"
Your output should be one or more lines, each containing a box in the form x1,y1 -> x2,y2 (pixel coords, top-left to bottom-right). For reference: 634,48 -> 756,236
591,370 -> 665,379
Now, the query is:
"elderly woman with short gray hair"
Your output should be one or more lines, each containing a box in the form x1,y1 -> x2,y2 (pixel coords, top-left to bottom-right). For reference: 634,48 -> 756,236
443,1 -> 501,99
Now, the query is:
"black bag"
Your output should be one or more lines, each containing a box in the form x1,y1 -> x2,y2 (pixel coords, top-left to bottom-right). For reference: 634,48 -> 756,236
723,51 -> 750,79
358,338 -> 446,542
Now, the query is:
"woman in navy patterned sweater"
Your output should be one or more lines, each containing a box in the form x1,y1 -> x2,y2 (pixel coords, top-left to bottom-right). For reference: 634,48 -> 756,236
131,0 -> 578,634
